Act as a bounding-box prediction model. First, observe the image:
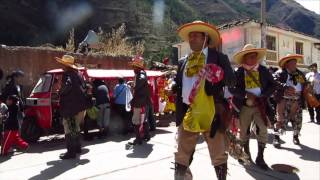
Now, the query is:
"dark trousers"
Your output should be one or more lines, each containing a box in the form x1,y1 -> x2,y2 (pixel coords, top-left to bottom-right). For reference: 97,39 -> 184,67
114,104 -> 132,133
146,104 -> 156,131
307,94 -> 320,122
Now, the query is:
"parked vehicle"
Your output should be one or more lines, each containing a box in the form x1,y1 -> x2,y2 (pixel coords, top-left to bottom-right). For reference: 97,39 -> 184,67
21,68 -> 163,142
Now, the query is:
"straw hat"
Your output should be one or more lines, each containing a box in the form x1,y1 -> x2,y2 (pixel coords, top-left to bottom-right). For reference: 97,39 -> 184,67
279,54 -> 303,68
129,55 -> 145,69
55,55 -> 78,69
233,44 -> 266,64
177,20 -> 221,48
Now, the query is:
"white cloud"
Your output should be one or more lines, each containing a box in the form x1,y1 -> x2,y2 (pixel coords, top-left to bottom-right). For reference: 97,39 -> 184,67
295,0 -> 320,14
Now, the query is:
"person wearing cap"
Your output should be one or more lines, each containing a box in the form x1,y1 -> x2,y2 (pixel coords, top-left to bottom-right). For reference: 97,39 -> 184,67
1,70 -> 25,102
173,21 -> 236,180
1,95 -> 29,156
129,56 -> 151,145
230,44 -> 276,170
305,63 -> 320,124
273,54 -> 306,147
1,69 -> 25,123
56,55 -> 90,159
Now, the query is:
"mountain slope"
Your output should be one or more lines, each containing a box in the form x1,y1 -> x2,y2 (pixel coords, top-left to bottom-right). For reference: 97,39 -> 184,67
0,0 -> 319,59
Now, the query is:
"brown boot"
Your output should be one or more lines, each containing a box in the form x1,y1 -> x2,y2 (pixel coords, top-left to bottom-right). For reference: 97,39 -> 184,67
293,135 -> 300,145
273,134 -> 281,148
60,134 -> 76,159
255,142 -> 269,170
238,141 -> 253,164
214,163 -> 227,180
174,163 -> 187,180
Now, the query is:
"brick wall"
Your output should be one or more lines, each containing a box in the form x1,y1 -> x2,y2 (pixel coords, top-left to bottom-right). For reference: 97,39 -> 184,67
0,46 -> 131,95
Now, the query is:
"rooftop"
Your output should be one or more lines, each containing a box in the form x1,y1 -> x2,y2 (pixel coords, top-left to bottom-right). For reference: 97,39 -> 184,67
217,19 -> 320,41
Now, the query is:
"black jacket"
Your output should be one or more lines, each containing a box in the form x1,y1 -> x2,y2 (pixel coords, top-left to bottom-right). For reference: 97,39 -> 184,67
94,84 -> 110,105
59,69 -> 89,118
274,69 -> 306,104
174,48 -> 236,126
229,65 -> 277,110
4,104 -> 19,131
131,70 -> 151,108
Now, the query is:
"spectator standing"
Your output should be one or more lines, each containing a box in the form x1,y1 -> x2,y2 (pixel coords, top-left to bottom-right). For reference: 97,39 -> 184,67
93,79 -> 111,137
56,55 -> 89,159
113,78 -> 133,135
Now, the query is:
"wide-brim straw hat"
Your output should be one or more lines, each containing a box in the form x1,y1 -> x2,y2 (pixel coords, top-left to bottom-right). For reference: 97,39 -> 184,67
55,55 -> 78,69
177,20 -> 221,48
279,54 -> 303,68
233,44 -> 266,64
129,55 -> 145,69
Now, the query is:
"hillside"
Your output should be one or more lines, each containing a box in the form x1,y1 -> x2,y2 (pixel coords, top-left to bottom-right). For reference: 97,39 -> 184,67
0,0 -> 319,61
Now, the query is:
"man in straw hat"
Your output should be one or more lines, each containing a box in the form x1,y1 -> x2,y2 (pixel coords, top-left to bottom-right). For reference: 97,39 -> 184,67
173,20 -> 236,180
306,63 -> 320,124
128,55 -> 151,145
273,54 -> 306,148
56,55 -> 90,159
230,44 -> 277,170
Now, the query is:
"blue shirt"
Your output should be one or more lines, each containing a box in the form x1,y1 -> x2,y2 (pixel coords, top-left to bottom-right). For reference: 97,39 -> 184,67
113,84 -> 129,105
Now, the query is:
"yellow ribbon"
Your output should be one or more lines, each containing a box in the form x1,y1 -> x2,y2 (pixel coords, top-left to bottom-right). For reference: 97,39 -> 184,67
185,52 -> 205,77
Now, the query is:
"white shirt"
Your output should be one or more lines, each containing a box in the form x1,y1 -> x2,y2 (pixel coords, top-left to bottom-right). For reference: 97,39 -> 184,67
224,87 -> 233,99
306,72 -> 314,82
286,75 -> 302,92
182,47 -> 208,105
307,72 -> 320,94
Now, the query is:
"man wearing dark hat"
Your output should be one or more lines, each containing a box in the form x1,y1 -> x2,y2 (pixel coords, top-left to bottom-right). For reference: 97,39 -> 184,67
1,70 -> 25,110
273,54 -> 307,147
129,56 -> 151,145
230,44 -> 277,170
56,55 -> 89,159
1,70 -> 25,99
306,63 -> 320,124
173,20 -> 236,180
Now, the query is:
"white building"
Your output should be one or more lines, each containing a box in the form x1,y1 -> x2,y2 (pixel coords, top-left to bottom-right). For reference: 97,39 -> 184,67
173,19 -> 320,69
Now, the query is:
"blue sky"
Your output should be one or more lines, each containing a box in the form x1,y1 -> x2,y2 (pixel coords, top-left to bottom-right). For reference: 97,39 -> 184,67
295,0 -> 320,14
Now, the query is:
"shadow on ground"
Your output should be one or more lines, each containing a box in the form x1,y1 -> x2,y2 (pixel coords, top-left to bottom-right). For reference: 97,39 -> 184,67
126,143 -> 154,158
28,157 -> 90,180
244,163 -> 300,180
280,144 -> 320,162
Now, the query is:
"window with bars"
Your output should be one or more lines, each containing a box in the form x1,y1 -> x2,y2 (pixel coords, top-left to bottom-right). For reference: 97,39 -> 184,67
296,42 -> 303,55
267,35 -> 276,51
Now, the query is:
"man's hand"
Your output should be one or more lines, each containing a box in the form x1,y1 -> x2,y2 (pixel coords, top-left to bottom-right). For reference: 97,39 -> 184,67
246,92 -> 257,106
285,86 -> 296,96
246,92 -> 257,101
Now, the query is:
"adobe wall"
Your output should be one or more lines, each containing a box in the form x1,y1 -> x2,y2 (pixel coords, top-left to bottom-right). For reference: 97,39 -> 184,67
0,46 -> 131,95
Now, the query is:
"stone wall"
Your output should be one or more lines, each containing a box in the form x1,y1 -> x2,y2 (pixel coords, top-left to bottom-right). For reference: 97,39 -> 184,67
0,46 -> 131,95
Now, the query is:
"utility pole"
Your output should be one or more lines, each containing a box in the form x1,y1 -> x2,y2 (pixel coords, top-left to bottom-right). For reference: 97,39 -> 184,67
261,0 -> 266,49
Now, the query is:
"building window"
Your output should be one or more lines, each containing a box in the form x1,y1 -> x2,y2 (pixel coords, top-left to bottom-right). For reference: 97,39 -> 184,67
266,51 -> 277,61
267,35 -> 276,51
296,42 -> 303,55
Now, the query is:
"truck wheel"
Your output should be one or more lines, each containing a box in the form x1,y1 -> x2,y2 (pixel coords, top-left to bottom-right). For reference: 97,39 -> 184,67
21,117 -> 41,143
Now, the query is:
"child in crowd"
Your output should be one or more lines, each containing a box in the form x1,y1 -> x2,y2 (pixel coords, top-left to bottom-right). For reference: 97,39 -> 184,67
1,95 -> 28,156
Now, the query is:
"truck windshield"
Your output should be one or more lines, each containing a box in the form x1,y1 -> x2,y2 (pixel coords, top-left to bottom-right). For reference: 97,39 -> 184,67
32,74 -> 53,93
